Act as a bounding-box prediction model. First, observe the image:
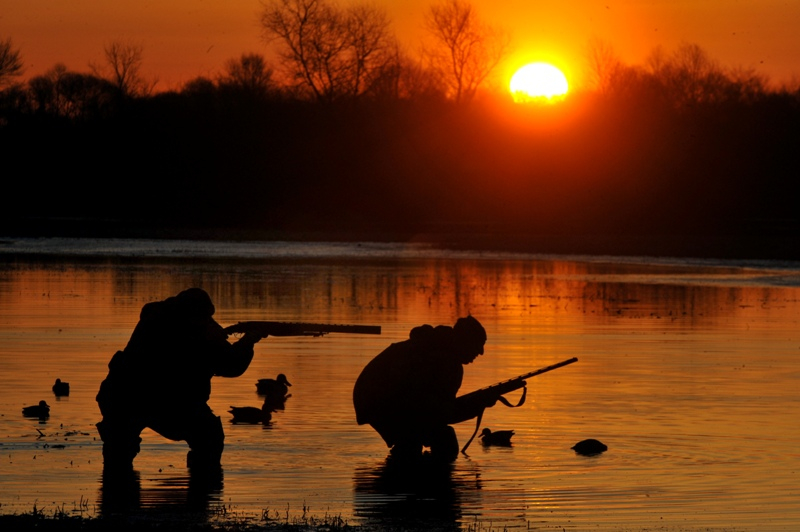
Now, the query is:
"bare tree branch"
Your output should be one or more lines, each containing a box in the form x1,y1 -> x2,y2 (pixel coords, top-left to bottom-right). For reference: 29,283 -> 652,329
585,36 -> 624,95
91,40 -> 154,98
219,53 -> 275,95
260,0 -> 395,101
423,0 -> 512,103
0,37 -> 25,88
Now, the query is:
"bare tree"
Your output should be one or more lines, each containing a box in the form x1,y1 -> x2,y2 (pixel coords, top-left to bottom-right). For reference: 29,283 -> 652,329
397,58 -> 447,101
260,0 -> 395,101
219,53 -> 275,95
584,36 -> 624,95
362,43 -> 445,101
344,3 -> 393,96
646,42 -> 729,106
92,40 -> 154,98
585,42 -> 770,107
0,37 -> 25,88
28,64 -> 68,116
725,66 -> 768,103
669,43 -> 724,103
423,0 -> 511,103
28,63 -> 115,119
182,76 -> 216,96
261,0 -> 344,100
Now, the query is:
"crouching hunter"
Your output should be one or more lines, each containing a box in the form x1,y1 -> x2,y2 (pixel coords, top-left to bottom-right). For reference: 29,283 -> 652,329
96,288 -> 264,471
353,315 -> 496,462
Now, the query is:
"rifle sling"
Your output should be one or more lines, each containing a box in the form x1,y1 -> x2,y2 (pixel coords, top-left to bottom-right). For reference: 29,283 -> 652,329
498,384 -> 527,408
460,409 -> 484,455
460,385 -> 528,454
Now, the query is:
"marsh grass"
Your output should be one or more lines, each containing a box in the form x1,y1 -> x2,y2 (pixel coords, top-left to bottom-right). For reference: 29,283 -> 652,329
0,508 -> 347,532
0,504 -> 515,532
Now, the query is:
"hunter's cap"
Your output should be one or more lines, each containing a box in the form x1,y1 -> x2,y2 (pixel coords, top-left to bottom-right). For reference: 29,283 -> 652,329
175,287 -> 216,316
454,315 -> 487,354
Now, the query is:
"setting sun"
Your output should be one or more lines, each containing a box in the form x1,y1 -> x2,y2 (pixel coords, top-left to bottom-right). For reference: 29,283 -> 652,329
510,62 -> 569,102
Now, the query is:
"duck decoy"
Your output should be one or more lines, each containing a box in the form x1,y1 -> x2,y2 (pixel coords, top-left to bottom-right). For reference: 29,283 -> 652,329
571,438 -> 608,456
479,428 -> 514,446
256,373 -> 292,398
22,400 -> 51,419
52,378 -> 70,397
228,405 -> 272,424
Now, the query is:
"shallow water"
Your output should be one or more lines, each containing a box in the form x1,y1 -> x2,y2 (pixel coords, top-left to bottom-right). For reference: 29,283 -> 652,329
1,238 -> 799,531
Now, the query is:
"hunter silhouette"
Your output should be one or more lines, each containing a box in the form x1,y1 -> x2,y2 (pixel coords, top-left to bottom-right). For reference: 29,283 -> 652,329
353,316 -> 495,461
96,288 -> 265,471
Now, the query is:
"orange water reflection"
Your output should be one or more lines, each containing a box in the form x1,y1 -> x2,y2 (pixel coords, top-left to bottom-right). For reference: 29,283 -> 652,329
1,254 -> 799,529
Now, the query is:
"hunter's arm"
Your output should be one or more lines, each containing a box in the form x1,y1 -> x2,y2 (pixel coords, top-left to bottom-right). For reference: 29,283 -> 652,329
449,378 -> 529,424
449,390 -> 499,424
210,321 -> 262,377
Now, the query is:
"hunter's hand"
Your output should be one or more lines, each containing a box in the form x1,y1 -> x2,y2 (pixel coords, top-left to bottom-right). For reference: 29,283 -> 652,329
242,332 -> 267,344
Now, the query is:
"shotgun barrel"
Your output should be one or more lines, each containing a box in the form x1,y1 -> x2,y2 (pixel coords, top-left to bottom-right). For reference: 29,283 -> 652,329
224,321 -> 381,338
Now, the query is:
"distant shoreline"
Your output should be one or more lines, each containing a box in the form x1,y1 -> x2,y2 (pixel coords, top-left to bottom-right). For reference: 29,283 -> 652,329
3,217 -> 800,263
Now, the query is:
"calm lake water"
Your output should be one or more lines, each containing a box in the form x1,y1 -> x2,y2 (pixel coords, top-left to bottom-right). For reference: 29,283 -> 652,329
1,237 -> 799,531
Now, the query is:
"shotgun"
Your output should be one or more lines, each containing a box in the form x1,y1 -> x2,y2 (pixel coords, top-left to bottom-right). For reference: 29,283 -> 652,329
457,356 -> 578,406
224,321 -> 381,338
456,356 -> 578,453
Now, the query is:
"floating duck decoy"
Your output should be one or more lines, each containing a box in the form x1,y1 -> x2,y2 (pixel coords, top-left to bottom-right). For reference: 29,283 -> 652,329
256,373 -> 292,398
228,405 -> 272,424
572,438 -> 608,456
479,428 -> 515,446
52,378 -> 70,397
22,400 -> 51,419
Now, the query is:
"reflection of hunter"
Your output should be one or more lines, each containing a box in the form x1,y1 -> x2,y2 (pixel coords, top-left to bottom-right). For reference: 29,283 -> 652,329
456,357 -> 579,453
224,321 -> 381,337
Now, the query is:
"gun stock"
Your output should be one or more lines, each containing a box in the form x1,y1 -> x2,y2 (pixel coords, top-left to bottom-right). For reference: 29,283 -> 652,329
224,321 -> 381,338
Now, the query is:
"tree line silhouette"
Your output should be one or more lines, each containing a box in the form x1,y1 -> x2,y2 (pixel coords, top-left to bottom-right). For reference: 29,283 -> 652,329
1,3 -> 799,258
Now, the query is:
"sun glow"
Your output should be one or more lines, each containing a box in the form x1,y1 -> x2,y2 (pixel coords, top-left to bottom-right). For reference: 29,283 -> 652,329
510,62 -> 569,102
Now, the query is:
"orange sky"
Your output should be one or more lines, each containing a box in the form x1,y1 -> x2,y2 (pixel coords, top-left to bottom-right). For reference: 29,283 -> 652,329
3,0 -> 799,91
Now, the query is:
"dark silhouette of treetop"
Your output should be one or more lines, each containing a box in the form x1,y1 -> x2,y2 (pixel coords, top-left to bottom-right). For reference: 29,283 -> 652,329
27,63 -> 117,119
584,36 -> 624,96
260,0 -> 396,101
218,53 -> 275,97
91,40 -> 155,98
423,0 -> 512,103
0,37 -> 24,88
